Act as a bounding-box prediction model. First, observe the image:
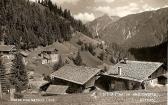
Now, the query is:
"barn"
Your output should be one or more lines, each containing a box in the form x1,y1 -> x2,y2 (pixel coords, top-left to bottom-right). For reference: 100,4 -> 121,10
38,48 -> 59,64
0,45 -> 16,59
97,60 -> 167,91
46,65 -> 102,95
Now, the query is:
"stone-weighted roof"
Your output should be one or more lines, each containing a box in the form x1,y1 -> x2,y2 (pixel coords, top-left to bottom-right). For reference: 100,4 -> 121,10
46,85 -> 68,95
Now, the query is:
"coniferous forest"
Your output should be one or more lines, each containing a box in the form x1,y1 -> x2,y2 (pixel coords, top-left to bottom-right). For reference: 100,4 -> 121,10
129,41 -> 167,64
0,0 -> 91,49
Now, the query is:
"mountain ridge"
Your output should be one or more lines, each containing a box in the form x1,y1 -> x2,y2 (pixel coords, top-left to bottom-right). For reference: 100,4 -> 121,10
86,14 -> 120,38
87,7 -> 168,48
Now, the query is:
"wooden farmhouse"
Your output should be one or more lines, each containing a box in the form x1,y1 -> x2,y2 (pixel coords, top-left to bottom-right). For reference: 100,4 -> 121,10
38,48 -> 59,64
97,60 -> 167,91
0,45 -> 16,59
43,65 -> 102,95
0,45 -> 16,74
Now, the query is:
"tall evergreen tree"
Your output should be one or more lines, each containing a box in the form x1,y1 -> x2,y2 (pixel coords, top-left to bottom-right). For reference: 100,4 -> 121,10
10,53 -> 28,92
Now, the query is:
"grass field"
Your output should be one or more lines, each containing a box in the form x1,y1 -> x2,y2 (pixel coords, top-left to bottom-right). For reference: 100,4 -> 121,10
1,86 -> 167,105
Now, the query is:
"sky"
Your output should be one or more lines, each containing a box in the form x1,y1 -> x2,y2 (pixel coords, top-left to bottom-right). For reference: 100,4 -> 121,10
30,0 -> 168,23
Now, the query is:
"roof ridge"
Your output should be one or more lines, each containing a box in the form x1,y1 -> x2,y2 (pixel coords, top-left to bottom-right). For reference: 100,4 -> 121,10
65,64 -> 99,69
125,60 -> 163,64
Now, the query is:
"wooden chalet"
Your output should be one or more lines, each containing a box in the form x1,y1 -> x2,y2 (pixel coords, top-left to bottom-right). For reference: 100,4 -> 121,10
47,65 -> 102,94
0,45 -> 16,56
38,48 -> 59,64
97,60 -> 167,91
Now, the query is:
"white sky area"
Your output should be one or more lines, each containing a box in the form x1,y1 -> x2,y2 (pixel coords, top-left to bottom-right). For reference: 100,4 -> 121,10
30,0 -> 168,23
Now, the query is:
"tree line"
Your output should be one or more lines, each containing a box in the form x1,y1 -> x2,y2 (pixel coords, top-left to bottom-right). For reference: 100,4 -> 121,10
129,41 -> 167,64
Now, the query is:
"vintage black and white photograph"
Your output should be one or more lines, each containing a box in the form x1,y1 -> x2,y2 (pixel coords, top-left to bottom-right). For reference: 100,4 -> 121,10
0,0 -> 167,105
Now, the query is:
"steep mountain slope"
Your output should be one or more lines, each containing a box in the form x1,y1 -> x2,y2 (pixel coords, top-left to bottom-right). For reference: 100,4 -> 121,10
86,14 -> 120,38
98,7 -> 168,48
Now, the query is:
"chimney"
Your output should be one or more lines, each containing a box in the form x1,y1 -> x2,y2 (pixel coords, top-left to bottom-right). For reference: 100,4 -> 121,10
118,66 -> 122,75
123,58 -> 128,64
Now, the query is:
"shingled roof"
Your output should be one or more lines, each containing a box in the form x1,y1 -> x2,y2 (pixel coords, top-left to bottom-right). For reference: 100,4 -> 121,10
50,65 -> 101,85
0,45 -> 16,52
46,85 -> 68,95
105,60 -> 163,82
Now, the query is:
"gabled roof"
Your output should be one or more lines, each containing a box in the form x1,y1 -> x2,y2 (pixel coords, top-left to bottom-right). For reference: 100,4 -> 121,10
0,45 -> 16,52
46,85 -> 68,95
106,60 -> 163,82
43,47 -> 58,52
50,65 -> 101,85
20,51 -> 29,57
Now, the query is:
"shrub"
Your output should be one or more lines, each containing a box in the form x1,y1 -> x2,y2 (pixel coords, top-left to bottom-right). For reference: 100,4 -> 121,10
98,51 -> 105,61
81,44 -> 85,51
88,43 -> 96,56
77,39 -> 83,45
14,92 -> 24,99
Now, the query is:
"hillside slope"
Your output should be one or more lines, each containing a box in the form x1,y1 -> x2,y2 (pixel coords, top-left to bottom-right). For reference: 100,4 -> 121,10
0,0 -> 91,49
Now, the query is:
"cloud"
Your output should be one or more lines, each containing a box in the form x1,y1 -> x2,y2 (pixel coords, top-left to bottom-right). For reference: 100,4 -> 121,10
95,0 -> 115,3
142,4 -> 156,11
94,6 -> 112,14
94,3 -> 139,17
141,3 -> 168,11
140,0 -> 144,3
164,5 -> 168,8
74,12 -> 96,23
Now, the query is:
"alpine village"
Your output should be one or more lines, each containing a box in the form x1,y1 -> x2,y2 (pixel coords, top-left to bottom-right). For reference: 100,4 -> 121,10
0,0 -> 167,105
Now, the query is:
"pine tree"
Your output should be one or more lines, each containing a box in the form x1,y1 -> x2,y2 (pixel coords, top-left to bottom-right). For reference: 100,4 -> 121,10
10,53 -> 28,92
38,0 -> 40,3
73,51 -> 82,66
47,0 -> 54,11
